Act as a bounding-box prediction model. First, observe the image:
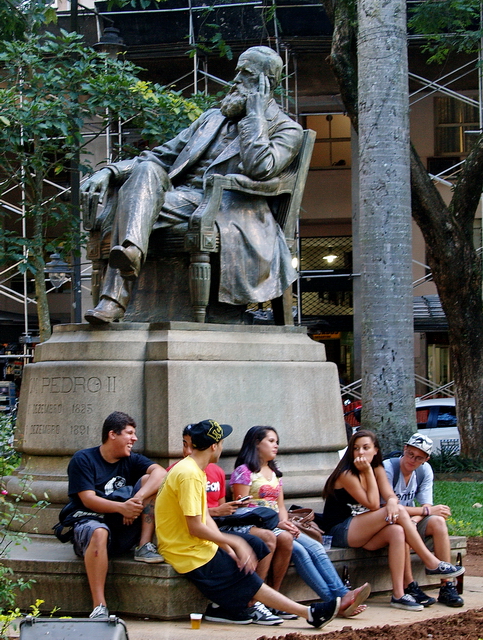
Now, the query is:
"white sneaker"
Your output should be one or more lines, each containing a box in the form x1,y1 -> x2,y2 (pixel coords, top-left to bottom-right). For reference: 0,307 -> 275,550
245,602 -> 283,625
89,604 -> 109,619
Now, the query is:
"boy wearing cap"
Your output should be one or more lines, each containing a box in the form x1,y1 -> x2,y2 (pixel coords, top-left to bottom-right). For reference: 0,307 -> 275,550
384,433 -> 463,608
155,419 -> 340,628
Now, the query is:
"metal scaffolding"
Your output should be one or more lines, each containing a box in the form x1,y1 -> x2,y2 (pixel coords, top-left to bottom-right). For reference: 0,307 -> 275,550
2,0 -> 483,358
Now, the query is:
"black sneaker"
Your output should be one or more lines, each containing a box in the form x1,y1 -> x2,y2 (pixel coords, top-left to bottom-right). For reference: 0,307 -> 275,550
269,607 -> 299,620
404,581 -> 436,606
204,603 -> 252,624
425,561 -> 465,579
245,602 -> 283,625
308,597 -> 340,629
438,581 -> 464,608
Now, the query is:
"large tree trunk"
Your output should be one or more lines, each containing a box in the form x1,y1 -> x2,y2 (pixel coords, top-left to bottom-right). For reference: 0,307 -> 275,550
357,0 -> 416,453
324,0 -> 483,458
411,145 -> 483,458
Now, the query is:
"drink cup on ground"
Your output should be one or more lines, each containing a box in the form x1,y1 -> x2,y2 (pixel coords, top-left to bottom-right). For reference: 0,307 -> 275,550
190,613 -> 202,629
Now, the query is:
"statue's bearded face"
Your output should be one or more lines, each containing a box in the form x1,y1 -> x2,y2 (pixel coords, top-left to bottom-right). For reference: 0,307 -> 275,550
221,52 -> 266,118
220,83 -> 250,118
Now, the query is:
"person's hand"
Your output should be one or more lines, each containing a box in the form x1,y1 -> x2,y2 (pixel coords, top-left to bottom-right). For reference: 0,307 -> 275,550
120,497 -> 144,525
430,504 -> 451,519
245,72 -> 271,116
278,518 -> 300,538
226,536 -> 258,574
210,501 -> 241,517
353,455 -> 372,473
80,168 -> 112,225
384,500 -> 400,525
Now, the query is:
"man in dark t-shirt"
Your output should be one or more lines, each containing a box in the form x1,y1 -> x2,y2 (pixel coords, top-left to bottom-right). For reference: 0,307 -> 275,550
67,411 -> 166,619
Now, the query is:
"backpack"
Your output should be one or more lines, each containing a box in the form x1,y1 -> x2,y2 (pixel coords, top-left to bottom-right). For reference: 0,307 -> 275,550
52,502 -> 105,543
386,456 -> 426,489
52,486 -> 134,543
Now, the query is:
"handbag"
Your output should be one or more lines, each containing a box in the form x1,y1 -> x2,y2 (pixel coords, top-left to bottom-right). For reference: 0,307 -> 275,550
214,506 -> 279,530
288,507 -> 324,543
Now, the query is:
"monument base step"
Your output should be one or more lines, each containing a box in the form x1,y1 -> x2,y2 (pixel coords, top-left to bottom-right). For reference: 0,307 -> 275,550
3,535 -> 467,619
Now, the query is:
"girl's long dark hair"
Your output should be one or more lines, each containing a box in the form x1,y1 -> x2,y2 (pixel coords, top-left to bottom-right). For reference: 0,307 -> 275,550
234,426 -> 283,477
322,429 -> 383,499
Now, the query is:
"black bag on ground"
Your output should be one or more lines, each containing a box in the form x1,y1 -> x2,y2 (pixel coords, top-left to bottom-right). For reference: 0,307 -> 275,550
20,616 -> 129,640
214,506 -> 279,529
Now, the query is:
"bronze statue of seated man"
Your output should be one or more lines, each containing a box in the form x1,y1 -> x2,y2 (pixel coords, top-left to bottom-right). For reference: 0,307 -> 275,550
81,46 -> 303,325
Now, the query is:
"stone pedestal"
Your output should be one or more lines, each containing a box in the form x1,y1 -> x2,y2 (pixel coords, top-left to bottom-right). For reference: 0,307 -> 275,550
9,322 -> 346,534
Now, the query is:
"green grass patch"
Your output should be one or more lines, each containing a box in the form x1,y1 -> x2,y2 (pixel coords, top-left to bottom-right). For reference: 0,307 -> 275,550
434,481 -> 483,537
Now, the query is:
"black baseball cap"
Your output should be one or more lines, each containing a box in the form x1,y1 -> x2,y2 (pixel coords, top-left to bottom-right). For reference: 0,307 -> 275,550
187,419 -> 233,449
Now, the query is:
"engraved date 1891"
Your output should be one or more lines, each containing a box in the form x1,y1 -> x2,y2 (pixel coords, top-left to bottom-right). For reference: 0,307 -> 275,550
70,425 -> 89,436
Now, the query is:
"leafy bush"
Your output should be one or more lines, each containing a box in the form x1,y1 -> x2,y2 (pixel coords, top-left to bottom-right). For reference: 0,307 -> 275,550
0,415 -> 21,478
0,414 -> 49,627
429,448 -> 483,474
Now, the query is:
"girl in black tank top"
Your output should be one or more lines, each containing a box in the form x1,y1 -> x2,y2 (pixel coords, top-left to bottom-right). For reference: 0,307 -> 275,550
320,430 -> 462,612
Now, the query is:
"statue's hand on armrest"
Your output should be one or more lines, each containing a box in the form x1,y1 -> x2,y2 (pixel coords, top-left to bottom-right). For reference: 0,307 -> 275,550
81,168 -> 112,230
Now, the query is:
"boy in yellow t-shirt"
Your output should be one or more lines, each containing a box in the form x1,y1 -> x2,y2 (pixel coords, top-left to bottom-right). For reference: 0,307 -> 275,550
155,419 -> 340,628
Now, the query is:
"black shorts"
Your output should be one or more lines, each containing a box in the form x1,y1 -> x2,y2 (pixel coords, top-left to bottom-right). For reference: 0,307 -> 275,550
185,533 -> 268,613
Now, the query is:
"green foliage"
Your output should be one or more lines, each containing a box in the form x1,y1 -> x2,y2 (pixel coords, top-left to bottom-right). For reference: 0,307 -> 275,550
0,9 -> 217,339
0,600 -> 61,640
429,448 -> 483,474
434,481 -> 483,537
186,22 -> 233,61
0,413 -> 50,622
0,415 -> 20,478
408,0 -> 482,63
0,0 -> 57,46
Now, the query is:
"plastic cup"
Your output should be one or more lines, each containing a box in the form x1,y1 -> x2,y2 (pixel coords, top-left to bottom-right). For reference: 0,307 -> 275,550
323,535 -> 333,550
190,613 -> 202,629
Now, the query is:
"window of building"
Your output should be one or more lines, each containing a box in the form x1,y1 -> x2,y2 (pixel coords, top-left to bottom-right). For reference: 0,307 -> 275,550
306,114 -> 351,169
434,97 -> 479,156
299,236 -> 353,317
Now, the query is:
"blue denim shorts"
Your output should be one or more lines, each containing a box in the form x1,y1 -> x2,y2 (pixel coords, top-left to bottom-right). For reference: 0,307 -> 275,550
327,516 -> 352,548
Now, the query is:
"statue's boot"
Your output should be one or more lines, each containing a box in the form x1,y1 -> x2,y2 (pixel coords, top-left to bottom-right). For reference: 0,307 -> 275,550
85,297 -> 125,325
109,244 -> 142,280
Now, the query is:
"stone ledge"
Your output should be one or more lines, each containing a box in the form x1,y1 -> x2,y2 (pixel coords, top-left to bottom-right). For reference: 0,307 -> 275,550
3,535 -> 467,620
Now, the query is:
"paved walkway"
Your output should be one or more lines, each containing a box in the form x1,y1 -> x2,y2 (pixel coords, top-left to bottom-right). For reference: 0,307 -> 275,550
121,576 -> 483,640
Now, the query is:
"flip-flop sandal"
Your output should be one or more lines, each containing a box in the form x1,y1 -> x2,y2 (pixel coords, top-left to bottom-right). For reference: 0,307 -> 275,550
340,582 -> 371,618
338,603 -> 367,618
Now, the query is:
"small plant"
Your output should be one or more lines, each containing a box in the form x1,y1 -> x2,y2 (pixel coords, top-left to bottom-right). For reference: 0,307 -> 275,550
0,600 -> 61,639
0,415 -> 49,630
429,448 -> 483,474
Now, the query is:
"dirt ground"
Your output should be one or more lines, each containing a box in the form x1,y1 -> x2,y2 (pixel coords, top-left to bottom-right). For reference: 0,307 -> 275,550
259,538 -> 483,640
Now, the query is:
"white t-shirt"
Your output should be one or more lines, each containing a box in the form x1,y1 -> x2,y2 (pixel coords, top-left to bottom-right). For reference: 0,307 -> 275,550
383,457 -> 433,506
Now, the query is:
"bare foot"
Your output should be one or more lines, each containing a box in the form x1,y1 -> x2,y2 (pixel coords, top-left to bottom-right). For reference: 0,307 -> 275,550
339,582 -> 371,618
338,603 -> 367,618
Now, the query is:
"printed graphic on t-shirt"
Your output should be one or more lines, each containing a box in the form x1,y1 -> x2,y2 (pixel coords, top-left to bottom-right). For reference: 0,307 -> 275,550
258,483 -> 279,504
394,488 -> 417,505
206,480 -> 220,494
104,476 -> 126,495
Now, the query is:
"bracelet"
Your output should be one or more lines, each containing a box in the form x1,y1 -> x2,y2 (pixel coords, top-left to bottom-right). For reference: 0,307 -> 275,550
422,506 -> 429,517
